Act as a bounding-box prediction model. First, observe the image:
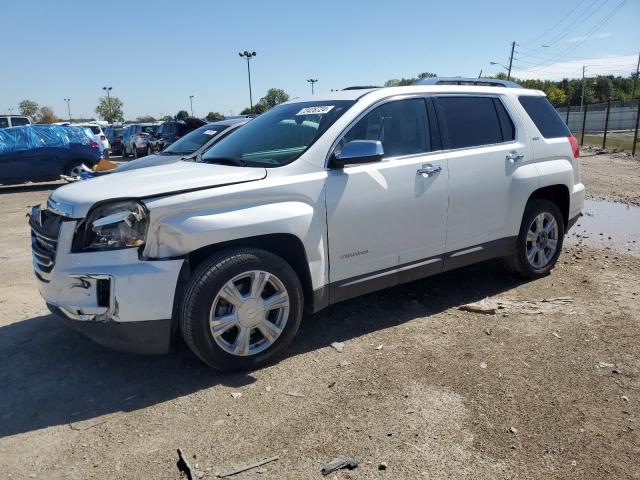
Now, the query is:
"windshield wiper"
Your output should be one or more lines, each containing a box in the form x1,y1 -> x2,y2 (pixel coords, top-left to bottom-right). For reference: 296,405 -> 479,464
203,157 -> 248,167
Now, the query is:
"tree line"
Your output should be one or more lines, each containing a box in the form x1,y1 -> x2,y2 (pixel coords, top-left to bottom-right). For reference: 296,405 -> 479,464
17,72 -> 638,124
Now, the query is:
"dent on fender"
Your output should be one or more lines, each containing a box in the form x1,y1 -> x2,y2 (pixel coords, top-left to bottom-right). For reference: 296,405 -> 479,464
143,201 -> 317,258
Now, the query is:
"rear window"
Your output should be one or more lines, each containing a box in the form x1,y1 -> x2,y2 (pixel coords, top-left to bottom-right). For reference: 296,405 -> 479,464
518,95 -> 570,139
436,96 -> 512,149
88,126 -> 101,134
140,125 -> 159,134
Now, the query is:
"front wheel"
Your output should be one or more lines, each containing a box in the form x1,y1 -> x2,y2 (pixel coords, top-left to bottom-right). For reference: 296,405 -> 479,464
505,199 -> 565,278
180,248 -> 304,371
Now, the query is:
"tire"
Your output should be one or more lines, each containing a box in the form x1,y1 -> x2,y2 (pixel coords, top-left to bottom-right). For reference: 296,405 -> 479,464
180,248 -> 304,371
505,199 -> 565,278
65,161 -> 85,177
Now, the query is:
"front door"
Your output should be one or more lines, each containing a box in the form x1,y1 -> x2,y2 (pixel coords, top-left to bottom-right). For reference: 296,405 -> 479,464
325,97 -> 448,299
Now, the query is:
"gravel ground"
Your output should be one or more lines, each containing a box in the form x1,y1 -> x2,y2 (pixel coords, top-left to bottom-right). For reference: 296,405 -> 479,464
0,154 -> 638,479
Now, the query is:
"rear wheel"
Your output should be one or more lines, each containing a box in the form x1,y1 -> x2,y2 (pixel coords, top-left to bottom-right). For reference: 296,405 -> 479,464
505,199 -> 564,278
180,248 -> 304,371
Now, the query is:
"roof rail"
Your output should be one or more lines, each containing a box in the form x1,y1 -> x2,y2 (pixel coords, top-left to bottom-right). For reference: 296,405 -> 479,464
412,77 -> 522,88
342,85 -> 381,90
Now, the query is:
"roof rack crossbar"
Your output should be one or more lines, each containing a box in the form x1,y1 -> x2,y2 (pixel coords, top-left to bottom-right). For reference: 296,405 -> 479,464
412,77 -> 522,88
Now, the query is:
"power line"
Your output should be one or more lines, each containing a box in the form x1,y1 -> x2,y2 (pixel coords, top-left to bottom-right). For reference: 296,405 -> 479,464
520,0 -> 584,46
514,0 -> 629,70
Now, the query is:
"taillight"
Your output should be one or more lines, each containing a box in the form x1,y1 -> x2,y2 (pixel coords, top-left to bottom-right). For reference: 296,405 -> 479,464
568,135 -> 579,159
89,140 -> 99,149
115,138 -> 121,144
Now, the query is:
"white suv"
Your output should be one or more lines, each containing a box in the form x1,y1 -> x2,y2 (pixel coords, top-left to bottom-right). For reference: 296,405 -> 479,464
30,79 -> 584,370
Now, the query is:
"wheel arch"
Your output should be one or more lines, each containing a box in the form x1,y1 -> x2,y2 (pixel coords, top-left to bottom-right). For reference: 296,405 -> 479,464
528,184 -> 570,228
184,233 -> 314,312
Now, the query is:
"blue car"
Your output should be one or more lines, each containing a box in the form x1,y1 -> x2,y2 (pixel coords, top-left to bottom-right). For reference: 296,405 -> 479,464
0,125 -> 101,185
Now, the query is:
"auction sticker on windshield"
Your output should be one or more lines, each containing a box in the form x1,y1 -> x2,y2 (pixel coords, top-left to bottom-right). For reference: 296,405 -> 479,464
203,130 -> 218,135
296,106 -> 334,115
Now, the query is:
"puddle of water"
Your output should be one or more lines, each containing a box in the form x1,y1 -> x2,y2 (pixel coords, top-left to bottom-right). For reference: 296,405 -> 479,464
566,200 -> 640,254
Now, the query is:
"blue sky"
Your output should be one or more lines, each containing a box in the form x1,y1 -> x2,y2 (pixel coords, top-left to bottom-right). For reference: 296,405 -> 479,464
1,0 -> 638,119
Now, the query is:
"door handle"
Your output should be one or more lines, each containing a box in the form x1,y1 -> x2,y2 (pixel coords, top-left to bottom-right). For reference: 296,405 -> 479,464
506,151 -> 524,163
416,164 -> 442,177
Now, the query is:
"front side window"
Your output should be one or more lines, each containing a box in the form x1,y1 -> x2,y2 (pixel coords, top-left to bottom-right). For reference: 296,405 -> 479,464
436,96 -> 513,149
338,98 -> 431,158
201,100 -> 354,167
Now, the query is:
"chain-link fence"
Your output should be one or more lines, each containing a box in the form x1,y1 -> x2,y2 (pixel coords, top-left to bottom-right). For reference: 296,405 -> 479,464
556,99 -> 640,155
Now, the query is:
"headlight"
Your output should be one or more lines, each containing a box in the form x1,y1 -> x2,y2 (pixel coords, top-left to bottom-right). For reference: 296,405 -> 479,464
81,200 -> 148,251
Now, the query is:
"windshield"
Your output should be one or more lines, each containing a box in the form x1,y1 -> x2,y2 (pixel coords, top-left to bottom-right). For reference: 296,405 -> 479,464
164,124 -> 229,155
200,100 -> 354,167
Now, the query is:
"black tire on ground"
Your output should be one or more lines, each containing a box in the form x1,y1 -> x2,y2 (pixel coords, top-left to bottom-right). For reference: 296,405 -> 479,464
505,198 -> 565,278
180,248 -> 304,371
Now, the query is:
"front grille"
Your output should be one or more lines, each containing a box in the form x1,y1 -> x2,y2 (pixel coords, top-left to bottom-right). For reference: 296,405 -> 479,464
29,207 -> 63,273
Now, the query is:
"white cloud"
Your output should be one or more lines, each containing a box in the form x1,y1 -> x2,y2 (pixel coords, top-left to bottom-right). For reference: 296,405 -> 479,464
566,32 -> 612,44
511,54 -> 638,80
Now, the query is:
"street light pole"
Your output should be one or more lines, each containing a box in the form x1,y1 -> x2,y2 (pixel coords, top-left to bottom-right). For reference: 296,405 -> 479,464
307,78 -> 318,94
64,98 -> 71,122
189,95 -> 194,117
239,51 -> 257,113
102,86 -> 113,122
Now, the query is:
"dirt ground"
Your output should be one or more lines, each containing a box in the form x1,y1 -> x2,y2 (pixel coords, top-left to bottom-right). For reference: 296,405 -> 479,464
1,154 -> 638,479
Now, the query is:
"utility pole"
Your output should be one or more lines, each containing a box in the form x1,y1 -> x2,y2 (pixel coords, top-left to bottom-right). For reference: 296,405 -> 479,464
478,69 -> 483,78
307,78 -> 318,94
631,51 -> 640,99
189,95 -> 194,117
64,98 -> 71,122
507,41 -> 516,80
580,66 -> 587,111
239,51 -> 257,113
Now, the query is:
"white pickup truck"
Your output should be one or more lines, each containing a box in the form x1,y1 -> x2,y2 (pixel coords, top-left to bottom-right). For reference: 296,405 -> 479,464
30,79 -> 584,370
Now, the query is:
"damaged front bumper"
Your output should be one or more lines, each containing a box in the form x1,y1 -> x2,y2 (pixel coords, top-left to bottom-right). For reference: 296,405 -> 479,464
31,213 -> 184,354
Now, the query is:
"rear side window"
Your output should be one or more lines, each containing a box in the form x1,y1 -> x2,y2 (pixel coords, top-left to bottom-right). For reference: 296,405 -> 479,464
518,95 -> 570,138
436,96 -> 510,149
0,118 -> 9,128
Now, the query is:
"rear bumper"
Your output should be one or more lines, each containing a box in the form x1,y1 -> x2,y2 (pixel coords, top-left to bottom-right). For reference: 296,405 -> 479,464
49,303 -> 172,354
569,182 -> 585,227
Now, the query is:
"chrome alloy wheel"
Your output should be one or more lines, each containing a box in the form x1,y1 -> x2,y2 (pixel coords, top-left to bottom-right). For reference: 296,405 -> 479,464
209,270 -> 290,356
526,212 -> 559,269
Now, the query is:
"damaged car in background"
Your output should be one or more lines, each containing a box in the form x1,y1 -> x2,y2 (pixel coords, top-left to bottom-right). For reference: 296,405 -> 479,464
0,125 -> 101,185
29,80 -> 584,371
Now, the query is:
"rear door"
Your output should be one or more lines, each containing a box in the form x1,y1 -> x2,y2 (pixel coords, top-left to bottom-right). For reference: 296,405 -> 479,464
434,95 -> 533,256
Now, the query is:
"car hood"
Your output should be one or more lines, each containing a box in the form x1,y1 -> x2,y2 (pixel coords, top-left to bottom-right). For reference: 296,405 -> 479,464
49,161 -> 267,218
114,153 -> 185,172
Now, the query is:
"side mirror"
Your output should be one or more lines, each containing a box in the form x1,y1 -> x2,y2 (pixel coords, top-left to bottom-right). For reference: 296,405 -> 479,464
331,140 -> 384,167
